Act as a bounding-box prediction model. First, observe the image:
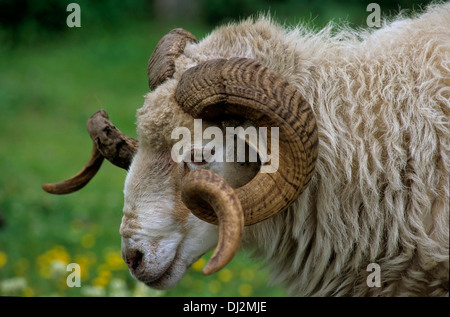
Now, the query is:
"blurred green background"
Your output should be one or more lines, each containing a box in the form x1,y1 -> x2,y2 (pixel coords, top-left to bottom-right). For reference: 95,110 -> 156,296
0,0 -> 433,297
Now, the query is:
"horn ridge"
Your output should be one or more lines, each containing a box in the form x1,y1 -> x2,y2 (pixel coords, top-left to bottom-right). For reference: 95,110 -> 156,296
87,109 -> 138,170
176,57 -> 318,225
42,109 -> 138,195
147,28 -> 198,91
181,169 -> 244,275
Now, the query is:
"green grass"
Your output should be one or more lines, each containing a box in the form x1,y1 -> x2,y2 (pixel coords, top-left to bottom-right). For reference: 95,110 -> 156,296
0,20 -> 286,297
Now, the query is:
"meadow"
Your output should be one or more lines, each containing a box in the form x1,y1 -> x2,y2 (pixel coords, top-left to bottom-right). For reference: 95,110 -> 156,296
0,19 -> 287,297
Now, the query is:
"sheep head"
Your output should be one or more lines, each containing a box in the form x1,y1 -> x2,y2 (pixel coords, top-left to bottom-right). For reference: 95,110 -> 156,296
43,28 -> 319,289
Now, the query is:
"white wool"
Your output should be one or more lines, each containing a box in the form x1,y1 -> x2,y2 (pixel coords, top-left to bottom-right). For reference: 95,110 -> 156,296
133,3 -> 449,296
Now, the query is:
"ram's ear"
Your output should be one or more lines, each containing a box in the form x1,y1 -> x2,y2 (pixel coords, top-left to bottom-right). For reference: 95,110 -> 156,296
147,29 -> 198,91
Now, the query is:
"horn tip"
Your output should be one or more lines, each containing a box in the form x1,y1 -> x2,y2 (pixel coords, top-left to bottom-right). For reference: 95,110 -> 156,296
201,262 -> 220,276
202,251 -> 231,276
42,183 -> 60,195
42,183 -> 52,192
42,180 -> 85,195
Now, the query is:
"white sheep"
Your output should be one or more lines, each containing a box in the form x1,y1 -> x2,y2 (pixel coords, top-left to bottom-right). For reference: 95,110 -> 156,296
43,3 -> 449,296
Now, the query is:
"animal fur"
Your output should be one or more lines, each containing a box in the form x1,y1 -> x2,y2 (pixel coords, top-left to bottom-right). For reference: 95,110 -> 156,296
133,3 -> 449,296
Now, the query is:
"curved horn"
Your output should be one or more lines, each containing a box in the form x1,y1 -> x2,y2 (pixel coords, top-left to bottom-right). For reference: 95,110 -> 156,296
181,169 -> 244,275
147,28 -> 198,91
176,57 -> 318,226
176,57 -> 318,274
42,109 -> 138,194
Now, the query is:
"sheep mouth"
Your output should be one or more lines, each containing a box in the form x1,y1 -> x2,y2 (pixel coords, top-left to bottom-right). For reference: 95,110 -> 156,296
141,251 -> 208,290
142,252 -> 187,290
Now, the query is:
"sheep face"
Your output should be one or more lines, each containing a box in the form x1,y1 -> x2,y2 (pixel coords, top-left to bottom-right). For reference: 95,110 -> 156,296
120,147 -> 218,289
119,88 -> 207,288
42,27 -> 318,287
120,111 -> 260,288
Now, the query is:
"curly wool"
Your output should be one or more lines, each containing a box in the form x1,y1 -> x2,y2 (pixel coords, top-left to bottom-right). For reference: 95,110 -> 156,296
137,3 -> 449,296
230,6 -> 449,296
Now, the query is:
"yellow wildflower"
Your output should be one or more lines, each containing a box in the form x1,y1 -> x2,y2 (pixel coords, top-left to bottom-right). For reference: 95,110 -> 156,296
93,270 -> 111,288
0,251 -> 7,267
239,283 -> 253,296
23,287 -> 34,297
218,268 -> 232,283
37,245 -> 70,279
192,257 -> 205,272
74,255 -> 91,280
105,251 -> 126,270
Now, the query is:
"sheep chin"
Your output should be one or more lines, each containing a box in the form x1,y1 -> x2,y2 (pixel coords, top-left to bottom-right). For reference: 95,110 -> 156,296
143,252 -> 188,290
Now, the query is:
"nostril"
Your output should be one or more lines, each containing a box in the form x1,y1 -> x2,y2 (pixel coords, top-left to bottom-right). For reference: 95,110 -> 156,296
126,250 -> 143,271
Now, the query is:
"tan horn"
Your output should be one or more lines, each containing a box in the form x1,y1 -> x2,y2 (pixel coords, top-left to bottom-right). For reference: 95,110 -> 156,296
42,109 -> 138,194
147,28 -> 198,91
176,57 -> 318,274
177,57 -> 318,224
181,169 -> 244,275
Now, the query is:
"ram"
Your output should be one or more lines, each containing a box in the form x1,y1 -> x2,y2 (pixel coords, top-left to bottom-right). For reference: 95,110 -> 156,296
43,3 -> 449,296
